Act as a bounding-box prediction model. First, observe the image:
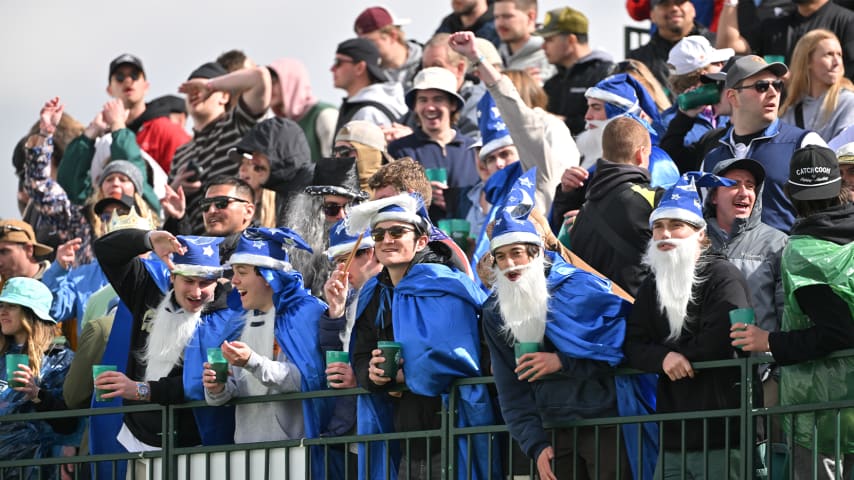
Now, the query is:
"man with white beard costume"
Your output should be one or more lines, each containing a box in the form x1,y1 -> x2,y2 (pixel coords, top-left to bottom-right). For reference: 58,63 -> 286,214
92,229 -> 243,457
481,187 -> 633,480
622,171 -> 752,479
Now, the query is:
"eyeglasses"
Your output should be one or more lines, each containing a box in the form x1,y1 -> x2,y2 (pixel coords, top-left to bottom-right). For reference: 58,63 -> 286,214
371,226 -> 416,242
333,145 -> 357,159
321,202 -> 348,217
332,248 -> 370,265
113,71 -> 142,83
333,58 -> 355,69
199,196 -> 250,211
733,79 -> 784,94
0,224 -> 33,241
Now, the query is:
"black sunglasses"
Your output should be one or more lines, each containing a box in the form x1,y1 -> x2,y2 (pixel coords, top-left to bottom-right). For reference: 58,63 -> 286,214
199,196 -> 250,211
371,226 -> 416,242
113,71 -> 142,83
333,145 -> 357,159
333,58 -> 356,68
321,202 -> 348,217
734,79 -> 784,94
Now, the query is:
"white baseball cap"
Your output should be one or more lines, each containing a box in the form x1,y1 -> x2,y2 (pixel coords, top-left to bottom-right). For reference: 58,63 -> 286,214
667,36 -> 734,75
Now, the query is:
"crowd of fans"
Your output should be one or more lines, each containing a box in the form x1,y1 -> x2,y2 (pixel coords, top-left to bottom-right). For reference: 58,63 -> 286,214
3,0 -> 854,479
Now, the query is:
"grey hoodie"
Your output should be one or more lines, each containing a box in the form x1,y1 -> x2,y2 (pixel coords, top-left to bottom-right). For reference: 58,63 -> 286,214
499,35 -> 555,83
703,158 -> 788,339
381,40 -> 423,91
345,82 -> 408,126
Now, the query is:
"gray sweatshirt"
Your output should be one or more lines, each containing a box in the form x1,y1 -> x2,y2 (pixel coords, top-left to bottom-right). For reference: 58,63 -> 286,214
205,310 -> 304,443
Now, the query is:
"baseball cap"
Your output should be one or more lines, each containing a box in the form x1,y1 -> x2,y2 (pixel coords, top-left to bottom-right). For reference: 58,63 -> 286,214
668,36 -> 734,75
836,142 -> 854,165
712,158 -> 766,188
336,38 -> 386,83
534,7 -> 588,37
724,55 -> 788,90
187,62 -> 227,81
787,145 -> 841,201
93,194 -> 136,216
701,55 -> 740,84
354,6 -> 411,34
109,54 -> 145,79
0,219 -> 53,257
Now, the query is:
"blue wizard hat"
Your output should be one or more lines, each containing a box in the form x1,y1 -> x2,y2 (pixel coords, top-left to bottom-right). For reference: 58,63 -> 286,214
585,73 -> 661,126
227,227 -> 313,271
326,219 -> 375,260
650,171 -> 735,229
345,192 -> 430,235
490,167 -> 543,251
172,236 -> 226,278
477,92 -> 514,160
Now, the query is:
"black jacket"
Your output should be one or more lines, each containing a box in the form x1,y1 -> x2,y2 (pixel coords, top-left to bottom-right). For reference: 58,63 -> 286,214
94,229 -> 229,447
661,111 -> 730,173
569,159 -> 662,297
544,51 -> 614,135
623,255 -> 751,450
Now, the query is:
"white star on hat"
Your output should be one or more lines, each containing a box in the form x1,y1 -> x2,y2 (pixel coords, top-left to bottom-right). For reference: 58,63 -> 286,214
202,246 -> 214,257
671,193 -> 680,200
519,177 -> 534,188
252,240 -> 265,249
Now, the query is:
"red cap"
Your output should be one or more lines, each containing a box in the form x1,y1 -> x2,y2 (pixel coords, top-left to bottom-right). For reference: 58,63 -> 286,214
354,7 -> 408,34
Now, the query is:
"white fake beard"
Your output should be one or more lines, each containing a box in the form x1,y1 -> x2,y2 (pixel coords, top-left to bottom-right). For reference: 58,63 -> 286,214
642,231 -> 704,342
141,292 -> 203,382
575,119 -> 609,169
493,253 -> 550,343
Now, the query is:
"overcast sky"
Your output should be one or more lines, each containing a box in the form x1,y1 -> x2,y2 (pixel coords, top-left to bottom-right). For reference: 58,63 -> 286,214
0,0 -> 644,220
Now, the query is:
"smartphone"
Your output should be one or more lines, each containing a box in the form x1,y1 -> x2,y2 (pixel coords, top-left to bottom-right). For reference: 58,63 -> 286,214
185,160 -> 204,182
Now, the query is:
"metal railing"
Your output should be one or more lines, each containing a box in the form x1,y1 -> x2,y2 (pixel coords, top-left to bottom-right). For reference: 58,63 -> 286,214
3,350 -> 854,479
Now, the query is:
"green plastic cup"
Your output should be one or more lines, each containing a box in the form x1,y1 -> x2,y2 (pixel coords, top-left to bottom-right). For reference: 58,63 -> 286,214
6,354 -> 28,388
425,168 -> 448,187
514,342 -> 540,377
376,341 -> 402,379
92,364 -> 117,402
206,347 -> 228,383
729,308 -> 755,350
326,351 -> 350,386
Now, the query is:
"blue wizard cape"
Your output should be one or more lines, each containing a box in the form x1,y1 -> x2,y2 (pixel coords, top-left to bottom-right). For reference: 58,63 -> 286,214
237,265 -> 336,477
91,255 -> 241,480
542,251 -> 658,480
355,262 -> 501,480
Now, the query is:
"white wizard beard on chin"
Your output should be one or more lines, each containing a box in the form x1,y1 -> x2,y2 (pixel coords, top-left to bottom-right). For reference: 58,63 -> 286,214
140,291 -> 203,382
575,118 -> 610,169
493,253 -> 551,343
642,230 -> 704,342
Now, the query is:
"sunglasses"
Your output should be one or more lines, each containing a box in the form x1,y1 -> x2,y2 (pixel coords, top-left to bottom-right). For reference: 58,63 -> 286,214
734,79 -> 784,94
333,58 -> 355,69
321,202 -> 349,217
113,71 -> 142,83
199,196 -> 250,211
371,226 -> 416,242
332,248 -> 370,265
333,145 -> 357,159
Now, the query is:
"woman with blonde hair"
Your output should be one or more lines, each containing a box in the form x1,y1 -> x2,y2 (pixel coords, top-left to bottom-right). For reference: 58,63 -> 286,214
0,277 -> 77,476
780,29 -> 854,142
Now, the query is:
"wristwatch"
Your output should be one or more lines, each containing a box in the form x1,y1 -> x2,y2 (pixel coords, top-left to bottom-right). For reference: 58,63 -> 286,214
135,382 -> 150,401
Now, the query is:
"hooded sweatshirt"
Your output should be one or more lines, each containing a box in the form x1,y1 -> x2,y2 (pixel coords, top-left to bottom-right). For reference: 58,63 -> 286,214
381,40 -> 424,91
336,82 -> 408,132
569,159 -> 661,297
499,35 -> 556,82
704,158 -> 787,336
